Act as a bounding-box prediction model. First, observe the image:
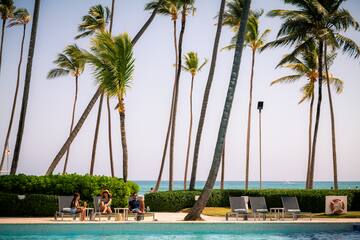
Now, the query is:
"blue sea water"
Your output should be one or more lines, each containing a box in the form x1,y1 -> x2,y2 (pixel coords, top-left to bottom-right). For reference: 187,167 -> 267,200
134,180 -> 360,194
0,223 -> 359,240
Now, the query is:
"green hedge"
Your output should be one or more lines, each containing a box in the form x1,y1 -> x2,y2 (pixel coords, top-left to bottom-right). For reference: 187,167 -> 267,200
145,189 -> 360,213
0,174 -> 140,215
0,193 -> 58,216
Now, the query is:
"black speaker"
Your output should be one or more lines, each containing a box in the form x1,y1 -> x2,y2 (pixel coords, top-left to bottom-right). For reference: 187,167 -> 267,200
257,101 -> 264,110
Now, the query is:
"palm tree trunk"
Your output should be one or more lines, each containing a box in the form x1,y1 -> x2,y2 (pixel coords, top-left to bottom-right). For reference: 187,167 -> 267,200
308,40 -> 324,189
220,141 -> 225,190
90,93 -> 104,175
154,80 -> 177,192
106,0 -> 115,177
0,24 -> 26,171
324,43 -> 338,190
46,0 -> 162,175
305,92 -> 314,189
184,75 -> 194,190
11,0 -> 41,174
184,0 -> 251,220
245,49 -> 256,190
62,76 -> 79,174
169,4 -> 188,191
0,18 -> 6,74
118,96 -> 128,182
189,0 -> 226,191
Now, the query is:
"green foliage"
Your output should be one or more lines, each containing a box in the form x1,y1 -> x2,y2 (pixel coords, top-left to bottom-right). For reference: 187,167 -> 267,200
0,193 -> 57,216
145,189 -> 360,213
0,174 -> 140,209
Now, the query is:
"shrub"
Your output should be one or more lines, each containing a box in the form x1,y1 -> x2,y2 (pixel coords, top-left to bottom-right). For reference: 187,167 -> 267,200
0,174 -> 140,209
145,189 -> 360,213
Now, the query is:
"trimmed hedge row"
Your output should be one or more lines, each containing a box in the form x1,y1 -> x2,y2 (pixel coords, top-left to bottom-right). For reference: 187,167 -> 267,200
0,193 -> 58,216
145,189 -> 360,213
0,174 -> 140,210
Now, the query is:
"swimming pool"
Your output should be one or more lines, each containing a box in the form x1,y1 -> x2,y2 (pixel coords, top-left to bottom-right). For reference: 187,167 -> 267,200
0,223 -> 359,239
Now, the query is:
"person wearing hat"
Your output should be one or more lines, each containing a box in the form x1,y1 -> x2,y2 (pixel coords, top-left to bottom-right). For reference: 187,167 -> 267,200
100,189 -> 112,214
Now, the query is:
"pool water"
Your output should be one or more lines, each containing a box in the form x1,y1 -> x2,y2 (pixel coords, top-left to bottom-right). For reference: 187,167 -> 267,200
0,223 -> 359,240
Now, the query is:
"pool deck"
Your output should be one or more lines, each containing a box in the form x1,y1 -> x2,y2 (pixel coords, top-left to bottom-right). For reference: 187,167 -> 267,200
1,213 -> 360,224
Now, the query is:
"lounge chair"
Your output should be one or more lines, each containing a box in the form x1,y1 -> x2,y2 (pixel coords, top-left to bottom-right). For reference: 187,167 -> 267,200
281,196 -> 312,220
226,196 -> 249,221
249,197 -> 269,220
54,196 -> 80,221
92,196 -> 117,221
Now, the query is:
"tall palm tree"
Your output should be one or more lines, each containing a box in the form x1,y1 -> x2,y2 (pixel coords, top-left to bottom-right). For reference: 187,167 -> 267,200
47,44 -> 85,174
0,0 -> 14,75
189,0 -> 258,190
75,4 -> 110,176
11,0 -> 41,174
185,0 -> 252,220
223,14 -> 270,190
181,51 -> 207,190
46,0 -> 165,175
146,0 -> 195,191
0,8 -> 30,172
83,32 -> 135,183
264,0 -> 360,189
271,47 -> 343,188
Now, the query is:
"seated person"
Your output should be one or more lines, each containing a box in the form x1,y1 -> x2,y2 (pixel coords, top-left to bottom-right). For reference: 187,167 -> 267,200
70,193 -> 86,221
100,189 -> 112,214
128,193 -> 145,214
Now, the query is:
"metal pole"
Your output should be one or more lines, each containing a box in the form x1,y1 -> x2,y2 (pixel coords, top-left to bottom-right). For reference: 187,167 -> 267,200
259,110 -> 262,190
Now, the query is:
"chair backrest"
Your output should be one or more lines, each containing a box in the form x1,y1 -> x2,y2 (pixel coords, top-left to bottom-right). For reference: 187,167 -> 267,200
58,196 -> 73,211
281,197 -> 300,212
249,197 -> 268,212
229,197 -> 247,212
93,196 -> 102,213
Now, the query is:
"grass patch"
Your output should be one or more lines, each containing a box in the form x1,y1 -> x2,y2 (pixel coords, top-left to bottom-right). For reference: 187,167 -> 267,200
182,207 -> 360,218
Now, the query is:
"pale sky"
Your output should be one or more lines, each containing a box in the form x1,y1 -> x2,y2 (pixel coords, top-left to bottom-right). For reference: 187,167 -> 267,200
1,0 -> 360,182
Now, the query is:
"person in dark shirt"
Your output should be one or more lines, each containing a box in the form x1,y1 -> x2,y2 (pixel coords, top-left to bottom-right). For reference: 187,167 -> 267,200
128,193 -> 144,213
100,189 -> 112,214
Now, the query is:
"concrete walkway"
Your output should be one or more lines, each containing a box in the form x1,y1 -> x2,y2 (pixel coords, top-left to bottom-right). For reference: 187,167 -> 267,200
1,212 -> 360,224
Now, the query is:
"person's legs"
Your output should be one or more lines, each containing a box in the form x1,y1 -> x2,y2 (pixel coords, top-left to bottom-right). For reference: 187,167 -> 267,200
107,206 -> 112,214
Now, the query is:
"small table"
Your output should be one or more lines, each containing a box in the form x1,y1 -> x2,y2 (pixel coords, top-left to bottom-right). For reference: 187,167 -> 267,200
85,208 -> 94,221
114,208 -> 129,221
270,208 -> 284,220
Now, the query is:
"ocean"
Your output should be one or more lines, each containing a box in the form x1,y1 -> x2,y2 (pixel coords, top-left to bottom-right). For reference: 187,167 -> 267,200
134,180 -> 360,195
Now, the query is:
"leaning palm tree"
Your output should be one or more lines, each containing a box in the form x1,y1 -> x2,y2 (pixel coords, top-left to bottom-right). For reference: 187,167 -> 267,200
46,0 -> 164,176
75,4 -> 110,176
11,0 -> 40,174
82,32 -> 135,183
0,8 -> 30,172
185,0 -> 252,220
47,44 -> 85,174
264,0 -> 360,189
181,51 -> 207,190
223,14 -> 270,190
0,0 -> 15,75
271,47 -> 343,188
146,0 -> 195,191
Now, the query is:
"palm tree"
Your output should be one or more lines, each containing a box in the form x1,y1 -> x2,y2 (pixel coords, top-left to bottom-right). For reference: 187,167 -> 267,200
0,0 -> 15,75
75,4 -> 110,176
47,44 -> 85,174
46,0 -> 165,175
264,0 -> 360,189
188,0 -> 259,190
83,32 -> 135,183
223,13 -> 270,190
11,0 -> 40,174
271,47 -> 343,188
185,0 -> 252,220
0,8 -> 30,172
146,0 -> 195,191
181,51 -> 207,190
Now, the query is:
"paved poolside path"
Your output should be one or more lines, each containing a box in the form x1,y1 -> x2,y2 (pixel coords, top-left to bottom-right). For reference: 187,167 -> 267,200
1,213 -> 360,224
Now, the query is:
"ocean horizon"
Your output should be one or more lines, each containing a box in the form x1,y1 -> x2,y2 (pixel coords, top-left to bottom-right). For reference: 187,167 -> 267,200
134,180 -> 360,195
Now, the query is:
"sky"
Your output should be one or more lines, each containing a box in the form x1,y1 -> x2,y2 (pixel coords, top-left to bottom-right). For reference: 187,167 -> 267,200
0,0 -> 359,182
